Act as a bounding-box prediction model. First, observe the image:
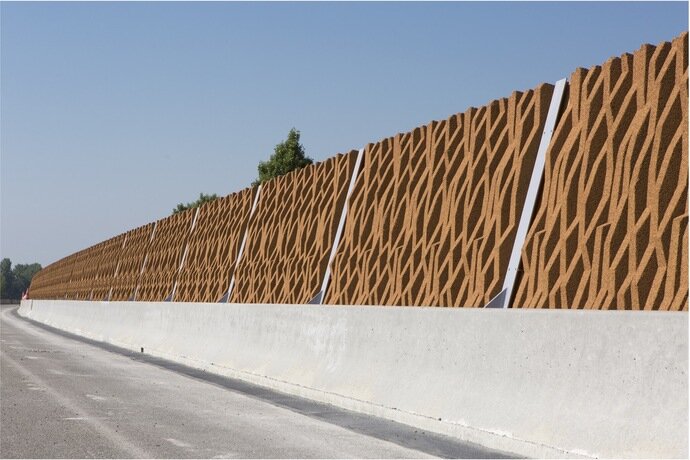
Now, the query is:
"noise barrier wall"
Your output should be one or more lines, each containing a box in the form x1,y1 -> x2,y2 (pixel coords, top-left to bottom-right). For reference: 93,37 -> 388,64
29,33 -> 688,310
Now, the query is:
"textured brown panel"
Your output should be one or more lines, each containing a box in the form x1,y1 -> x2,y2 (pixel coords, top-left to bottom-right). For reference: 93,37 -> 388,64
174,188 -> 256,303
325,85 -> 554,307
90,234 -> 127,300
64,248 -> 91,300
49,254 -> 77,299
60,254 -> 79,299
32,230 -> 133,301
27,268 -> 46,298
109,223 -> 155,301
31,233 -> 127,301
27,258 -> 62,299
75,242 -> 106,300
514,33 -> 688,310
230,151 -> 358,304
28,261 -> 52,299
136,209 -> 196,302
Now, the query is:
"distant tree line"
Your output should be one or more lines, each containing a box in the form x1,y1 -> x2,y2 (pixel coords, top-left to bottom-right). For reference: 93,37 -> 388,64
0,258 -> 42,300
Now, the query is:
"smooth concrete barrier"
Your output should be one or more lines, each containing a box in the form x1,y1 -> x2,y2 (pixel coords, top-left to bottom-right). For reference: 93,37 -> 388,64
18,300 -> 688,458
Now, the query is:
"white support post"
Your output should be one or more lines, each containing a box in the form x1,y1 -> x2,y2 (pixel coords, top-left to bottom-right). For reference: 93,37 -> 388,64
310,148 -> 365,304
485,78 -> 567,309
222,185 -> 262,302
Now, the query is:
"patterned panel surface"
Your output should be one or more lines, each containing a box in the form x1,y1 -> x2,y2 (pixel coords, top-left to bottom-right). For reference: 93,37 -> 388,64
109,223 -> 155,301
29,254 -> 74,299
136,209 -> 195,302
64,248 -> 92,300
325,85 -> 554,307
230,151 -> 358,304
26,265 -> 47,298
90,234 -> 127,300
74,242 -> 106,300
54,254 -> 78,299
28,260 -> 51,298
513,33 -> 688,310
174,188 -> 256,303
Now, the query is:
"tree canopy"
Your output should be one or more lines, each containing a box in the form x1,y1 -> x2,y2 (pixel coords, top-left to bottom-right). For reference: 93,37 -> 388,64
253,128 -> 313,186
172,193 -> 219,215
1,258 -> 42,300
171,129 -> 311,214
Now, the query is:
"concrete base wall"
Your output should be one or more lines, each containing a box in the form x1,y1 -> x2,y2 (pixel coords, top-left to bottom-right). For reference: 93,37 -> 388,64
18,300 -> 688,458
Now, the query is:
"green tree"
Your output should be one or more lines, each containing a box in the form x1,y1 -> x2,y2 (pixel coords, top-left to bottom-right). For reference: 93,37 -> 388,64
172,192 -> 219,215
0,258 -> 42,300
12,263 -> 42,297
253,128 -> 313,186
0,258 -> 14,299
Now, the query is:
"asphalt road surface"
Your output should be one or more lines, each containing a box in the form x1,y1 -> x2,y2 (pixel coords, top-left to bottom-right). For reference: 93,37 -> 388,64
0,305 -> 512,459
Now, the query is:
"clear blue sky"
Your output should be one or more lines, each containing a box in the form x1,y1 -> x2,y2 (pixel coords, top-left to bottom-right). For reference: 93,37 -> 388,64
1,1 -> 687,266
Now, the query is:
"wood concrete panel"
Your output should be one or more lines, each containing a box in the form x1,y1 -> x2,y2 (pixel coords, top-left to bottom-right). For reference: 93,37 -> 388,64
28,256 -> 67,299
230,151 -> 358,304
53,254 -> 77,299
73,242 -> 106,300
174,188 -> 256,303
27,260 -> 51,299
514,33 -> 688,310
109,223 -> 155,301
136,209 -> 196,302
27,266 -> 47,298
64,248 -> 92,300
325,85 -> 554,307
90,234 -> 127,300
60,253 -> 80,299
31,251 -> 80,300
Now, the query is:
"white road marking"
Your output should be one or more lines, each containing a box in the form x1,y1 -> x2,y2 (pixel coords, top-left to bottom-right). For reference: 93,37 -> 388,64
63,417 -> 109,421
165,438 -> 194,448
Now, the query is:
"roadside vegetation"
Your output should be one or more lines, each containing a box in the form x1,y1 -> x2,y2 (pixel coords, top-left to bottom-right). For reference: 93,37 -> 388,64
172,193 -> 219,215
252,128 -> 313,186
0,258 -> 41,300
173,128 -> 312,214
